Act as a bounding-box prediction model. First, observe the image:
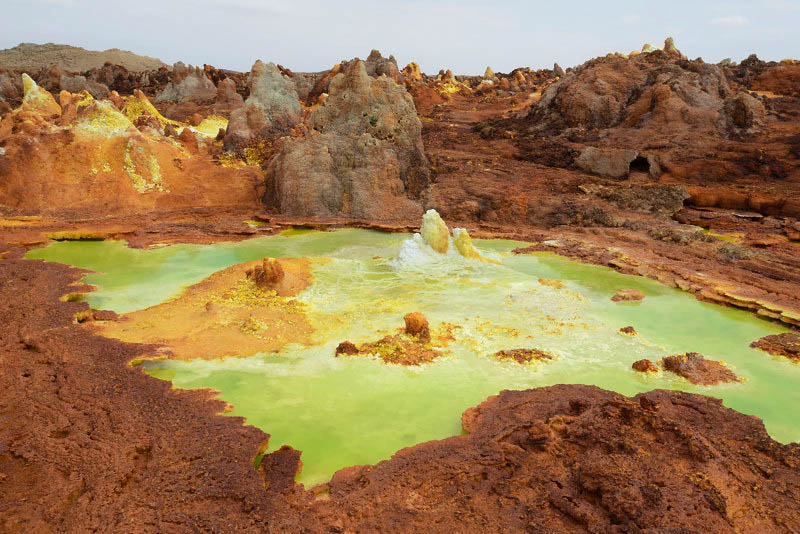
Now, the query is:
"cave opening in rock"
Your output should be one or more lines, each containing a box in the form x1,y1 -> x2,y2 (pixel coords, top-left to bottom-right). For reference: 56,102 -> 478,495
629,155 -> 651,173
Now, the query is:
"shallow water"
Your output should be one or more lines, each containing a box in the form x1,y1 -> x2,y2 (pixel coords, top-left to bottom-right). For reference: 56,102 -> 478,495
27,229 -> 800,486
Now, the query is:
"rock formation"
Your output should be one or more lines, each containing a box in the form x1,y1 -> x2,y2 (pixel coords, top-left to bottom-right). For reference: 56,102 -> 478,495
0,74 -> 260,214
264,59 -> 428,219
213,77 -> 244,115
364,49 -> 403,83
529,38 -> 764,140
750,333 -> 800,361
155,62 -> 217,104
632,358 -> 658,372
661,352 -> 741,385
403,312 -> 430,342
223,60 -> 301,150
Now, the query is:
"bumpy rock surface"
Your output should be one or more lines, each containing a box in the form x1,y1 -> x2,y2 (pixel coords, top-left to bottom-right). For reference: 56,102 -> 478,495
213,77 -> 244,114
3,256 -> 800,532
313,385 -> 800,532
662,352 -> 741,385
155,62 -> 217,104
224,60 -> 301,149
403,312 -> 431,342
750,333 -> 800,361
364,49 -> 403,83
529,39 -> 764,139
265,59 -> 428,219
632,358 -> 657,372
246,257 -> 285,291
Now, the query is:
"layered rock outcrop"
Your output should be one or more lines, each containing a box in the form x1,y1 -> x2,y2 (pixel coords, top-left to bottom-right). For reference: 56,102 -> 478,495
223,60 -> 300,150
264,59 -> 429,219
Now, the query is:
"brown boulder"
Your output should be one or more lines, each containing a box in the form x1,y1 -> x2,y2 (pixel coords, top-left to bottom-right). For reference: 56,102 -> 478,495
246,258 -> 285,291
662,352 -> 741,385
632,359 -> 657,373
334,341 -> 359,356
403,312 -> 430,342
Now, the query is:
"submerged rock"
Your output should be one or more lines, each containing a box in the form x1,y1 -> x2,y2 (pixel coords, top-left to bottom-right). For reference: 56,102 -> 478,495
492,348 -> 554,364
620,326 -> 638,336
611,289 -> 644,302
662,352 -> 741,385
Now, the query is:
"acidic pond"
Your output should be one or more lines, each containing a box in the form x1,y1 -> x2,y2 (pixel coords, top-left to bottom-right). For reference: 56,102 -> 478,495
27,228 -> 800,486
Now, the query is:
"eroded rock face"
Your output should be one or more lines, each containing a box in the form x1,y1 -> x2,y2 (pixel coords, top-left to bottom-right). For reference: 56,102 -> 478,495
528,38 -> 764,139
265,59 -> 428,220
224,60 -> 301,150
155,62 -> 217,104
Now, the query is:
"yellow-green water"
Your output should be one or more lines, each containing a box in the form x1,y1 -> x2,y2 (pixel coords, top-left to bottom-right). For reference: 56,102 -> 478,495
27,229 -> 800,486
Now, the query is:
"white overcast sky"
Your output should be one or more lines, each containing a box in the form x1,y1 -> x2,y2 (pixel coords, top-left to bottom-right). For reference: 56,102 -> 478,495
3,0 -> 798,74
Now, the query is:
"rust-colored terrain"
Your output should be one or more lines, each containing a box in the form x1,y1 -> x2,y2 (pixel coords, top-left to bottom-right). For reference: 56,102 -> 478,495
2,41 -> 800,532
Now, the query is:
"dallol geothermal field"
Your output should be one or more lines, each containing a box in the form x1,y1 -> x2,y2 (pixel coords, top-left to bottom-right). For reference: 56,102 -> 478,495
1,25 -> 800,534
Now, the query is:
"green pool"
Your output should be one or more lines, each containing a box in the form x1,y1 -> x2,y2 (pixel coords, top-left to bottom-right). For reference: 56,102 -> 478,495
27,228 -> 799,486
